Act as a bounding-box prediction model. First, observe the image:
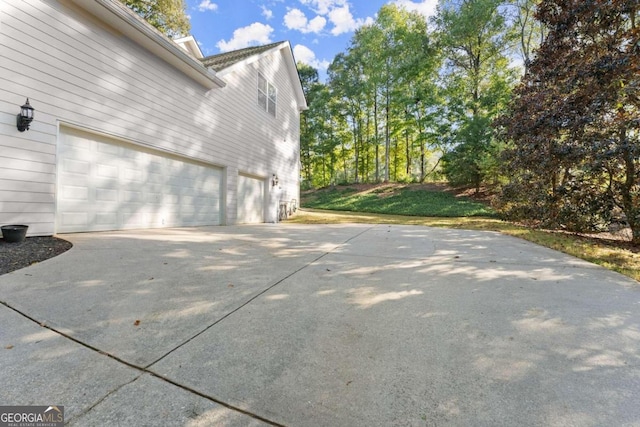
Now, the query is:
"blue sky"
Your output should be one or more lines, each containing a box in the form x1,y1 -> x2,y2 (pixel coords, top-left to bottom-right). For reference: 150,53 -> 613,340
184,0 -> 437,78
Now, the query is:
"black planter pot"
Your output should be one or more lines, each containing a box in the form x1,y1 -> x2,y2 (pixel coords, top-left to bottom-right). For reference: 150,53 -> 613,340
1,225 -> 29,243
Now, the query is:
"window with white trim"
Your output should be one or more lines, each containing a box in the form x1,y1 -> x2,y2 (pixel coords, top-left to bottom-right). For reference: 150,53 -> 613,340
258,72 -> 277,117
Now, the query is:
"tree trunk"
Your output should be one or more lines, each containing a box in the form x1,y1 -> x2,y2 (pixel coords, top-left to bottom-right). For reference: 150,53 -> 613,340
393,137 -> 399,182
384,80 -> 391,182
619,129 -> 639,245
406,132 -> 411,177
322,157 -> 326,187
374,92 -> 380,183
365,112 -> 371,182
405,106 -> 411,177
353,114 -> 359,184
417,115 -> 425,182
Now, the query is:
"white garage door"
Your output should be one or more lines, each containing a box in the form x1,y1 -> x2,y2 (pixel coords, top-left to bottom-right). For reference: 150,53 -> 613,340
57,127 -> 222,233
237,174 -> 264,224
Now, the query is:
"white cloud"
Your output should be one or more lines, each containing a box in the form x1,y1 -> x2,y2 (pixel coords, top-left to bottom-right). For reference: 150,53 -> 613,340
284,8 -> 327,34
308,16 -> 328,33
300,0 -> 347,15
293,44 -> 330,71
261,5 -> 273,20
391,0 -> 438,18
198,0 -> 218,12
284,9 -> 308,30
290,0 -> 372,36
216,23 -> 274,52
328,4 -> 370,35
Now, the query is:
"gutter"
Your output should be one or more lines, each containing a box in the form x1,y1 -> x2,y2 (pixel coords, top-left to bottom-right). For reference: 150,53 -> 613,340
70,0 -> 226,89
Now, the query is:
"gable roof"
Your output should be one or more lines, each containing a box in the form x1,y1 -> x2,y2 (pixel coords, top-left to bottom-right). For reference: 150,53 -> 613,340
174,35 -> 204,59
201,42 -> 284,72
202,41 -> 307,111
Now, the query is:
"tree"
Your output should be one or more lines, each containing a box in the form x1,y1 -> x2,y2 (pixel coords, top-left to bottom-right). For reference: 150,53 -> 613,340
496,0 -> 640,243
506,0 -> 547,73
121,0 -> 190,37
300,3 -> 445,186
327,4 -> 439,184
435,0 -> 517,192
298,63 -> 321,185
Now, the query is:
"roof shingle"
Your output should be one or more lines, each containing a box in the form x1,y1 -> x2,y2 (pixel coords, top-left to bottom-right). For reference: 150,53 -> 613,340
201,42 -> 285,71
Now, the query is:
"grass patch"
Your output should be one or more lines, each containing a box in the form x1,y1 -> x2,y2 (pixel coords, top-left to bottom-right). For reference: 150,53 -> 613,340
302,185 -> 494,217
287,208 -> 640,283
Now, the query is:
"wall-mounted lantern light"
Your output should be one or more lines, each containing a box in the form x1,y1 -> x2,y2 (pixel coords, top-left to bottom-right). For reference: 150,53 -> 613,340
17,98 -> 34,132
272,174 -> 279,187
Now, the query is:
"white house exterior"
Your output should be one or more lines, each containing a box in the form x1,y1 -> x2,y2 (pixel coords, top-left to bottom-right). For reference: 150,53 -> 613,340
0,0 -> 306,236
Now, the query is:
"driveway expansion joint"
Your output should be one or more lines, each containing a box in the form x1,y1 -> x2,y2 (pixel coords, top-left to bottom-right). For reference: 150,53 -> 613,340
66,376 -> 143,425
0,300 -> 285,426
5,225 -> 638,425
1,226 -> 378,427
145,224 -> 377,370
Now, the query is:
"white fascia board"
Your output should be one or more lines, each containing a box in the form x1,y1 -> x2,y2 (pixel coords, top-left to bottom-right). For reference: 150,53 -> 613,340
70,0 -> 225,89
216,41 -> 308,111
281,41 -> 308,111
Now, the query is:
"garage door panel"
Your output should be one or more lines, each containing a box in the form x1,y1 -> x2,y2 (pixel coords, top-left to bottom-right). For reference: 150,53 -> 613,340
237,174 -> 264,224
95,188 -> 118,202
62,158 -> 90,175
123,190 -> 143,203
57,128 -> 222,233
60,212 -> 89,228
97,141 -> 119,155
147,173 -> 165,185
61,185 -> 89,201
97,164 -> 118,179
64,135 -> 88,151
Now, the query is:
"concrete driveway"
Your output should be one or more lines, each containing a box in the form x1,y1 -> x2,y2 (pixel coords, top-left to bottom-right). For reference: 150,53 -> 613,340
0,224 -> 639,426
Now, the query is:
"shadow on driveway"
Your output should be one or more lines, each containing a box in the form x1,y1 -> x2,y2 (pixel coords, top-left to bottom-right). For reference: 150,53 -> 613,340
1,224 -> 638,426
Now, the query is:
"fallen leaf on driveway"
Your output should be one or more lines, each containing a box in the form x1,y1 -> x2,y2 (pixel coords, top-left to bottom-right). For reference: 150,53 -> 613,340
5,345 -> 13,350
134,320 -> 141,326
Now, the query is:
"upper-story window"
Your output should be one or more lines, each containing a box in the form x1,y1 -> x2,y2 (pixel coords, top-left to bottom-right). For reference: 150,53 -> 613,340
258,72 -> 277,117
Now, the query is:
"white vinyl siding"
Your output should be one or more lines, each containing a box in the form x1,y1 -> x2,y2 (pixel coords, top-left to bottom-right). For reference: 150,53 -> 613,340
0,0 -> 301,233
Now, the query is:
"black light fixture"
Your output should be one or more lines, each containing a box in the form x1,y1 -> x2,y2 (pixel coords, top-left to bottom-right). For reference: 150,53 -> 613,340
17,98 -> 35,132
272,174 -> 279,187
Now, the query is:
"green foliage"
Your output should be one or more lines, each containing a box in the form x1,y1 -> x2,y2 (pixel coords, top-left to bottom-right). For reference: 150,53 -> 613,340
303,186 -> 495,217
300,4 -> 442,187
505,0 -> 547,72
290,209 -> 640,283
120,0 -> 190,37
435,0 -> 518,189
496,0 -> 640,243
299,0 -> 540,196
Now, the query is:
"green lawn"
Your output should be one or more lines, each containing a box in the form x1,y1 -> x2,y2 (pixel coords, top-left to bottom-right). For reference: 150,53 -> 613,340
302,184 -> 494,217
295,184 -> 639,283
